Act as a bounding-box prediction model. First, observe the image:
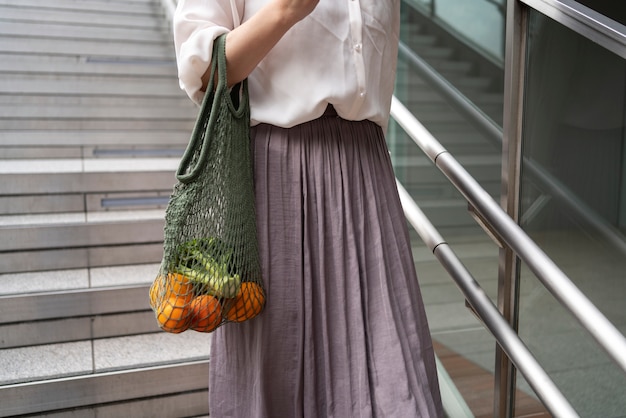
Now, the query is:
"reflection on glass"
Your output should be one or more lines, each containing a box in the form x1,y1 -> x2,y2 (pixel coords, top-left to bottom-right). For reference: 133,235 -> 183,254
519,10 -> 626,416
431,0 -> 506,61
575,0 -> 626,26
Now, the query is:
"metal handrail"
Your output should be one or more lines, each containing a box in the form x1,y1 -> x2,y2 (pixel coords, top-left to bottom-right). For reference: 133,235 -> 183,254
391,96 -> 626,373
395,180 -> 579,417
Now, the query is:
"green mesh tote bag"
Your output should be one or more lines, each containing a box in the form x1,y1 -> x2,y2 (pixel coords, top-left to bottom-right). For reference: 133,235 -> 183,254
149,34 -> 265,334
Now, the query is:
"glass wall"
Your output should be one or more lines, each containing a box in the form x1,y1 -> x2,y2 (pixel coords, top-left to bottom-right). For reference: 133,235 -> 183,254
517,9 -> 626,416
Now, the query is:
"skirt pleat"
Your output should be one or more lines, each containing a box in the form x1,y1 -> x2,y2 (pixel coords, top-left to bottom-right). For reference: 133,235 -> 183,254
208,111 -> 443,418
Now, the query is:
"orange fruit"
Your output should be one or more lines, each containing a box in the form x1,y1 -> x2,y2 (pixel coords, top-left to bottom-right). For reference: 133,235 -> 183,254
149,279 -> 160,309
190,295 -> 222,333
164,273 -> 195,302
225,282 -> 265,322
150,273 -> 194,310
156,295 -> 192,333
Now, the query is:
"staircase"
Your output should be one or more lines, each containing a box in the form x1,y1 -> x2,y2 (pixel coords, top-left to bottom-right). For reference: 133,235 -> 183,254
0,0 -> 212,416
0,0 -> 507,416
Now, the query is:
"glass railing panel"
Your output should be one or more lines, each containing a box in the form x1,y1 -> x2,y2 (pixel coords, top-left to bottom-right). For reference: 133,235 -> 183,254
400,1 -> 504,120
388,130 -> 500,415
388,91 -> 501,416
392,11 -> 505,404
518,8 -> 626,416
404,0 -> 505,62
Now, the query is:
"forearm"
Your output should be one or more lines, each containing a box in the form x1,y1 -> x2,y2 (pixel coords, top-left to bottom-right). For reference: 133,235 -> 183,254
201,0 -> 317,89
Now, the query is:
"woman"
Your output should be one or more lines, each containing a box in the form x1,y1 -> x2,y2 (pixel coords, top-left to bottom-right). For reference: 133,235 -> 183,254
173,1 -> 444,416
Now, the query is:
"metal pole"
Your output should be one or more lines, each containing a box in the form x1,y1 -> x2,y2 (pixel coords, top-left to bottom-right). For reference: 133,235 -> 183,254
497,0 -> 529,415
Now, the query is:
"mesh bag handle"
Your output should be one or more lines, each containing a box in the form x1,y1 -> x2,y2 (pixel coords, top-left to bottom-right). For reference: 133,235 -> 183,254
176,35 -> 248,184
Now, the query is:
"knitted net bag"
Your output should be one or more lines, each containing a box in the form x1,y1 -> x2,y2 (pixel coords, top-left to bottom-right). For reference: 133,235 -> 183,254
150,34 -> 265,334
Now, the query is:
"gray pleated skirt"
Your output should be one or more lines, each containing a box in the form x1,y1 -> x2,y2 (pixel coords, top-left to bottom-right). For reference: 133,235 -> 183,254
209,108 -> 443,418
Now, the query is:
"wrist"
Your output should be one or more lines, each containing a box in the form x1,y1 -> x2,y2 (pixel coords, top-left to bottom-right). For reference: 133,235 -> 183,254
270,1 -> 304,29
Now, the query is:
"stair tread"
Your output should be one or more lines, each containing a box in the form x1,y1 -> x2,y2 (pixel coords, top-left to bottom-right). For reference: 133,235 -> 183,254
0,0 -> 158,15
0,38 -> 174,60
0,263 -> 157,296
0,74 -> 183,95
0,103 -> 196,120
0,54 -> 178,77
0,332 -> 211,386
0,130 -> 192,146
0,6 -> 165,28
0,361 -> 211,417
1,26 -> 167,44
0,157 -> 179,174
0,209 -> 166,228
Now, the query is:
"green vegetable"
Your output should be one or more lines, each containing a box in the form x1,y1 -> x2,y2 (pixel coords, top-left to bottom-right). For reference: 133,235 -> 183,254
171,238 -> 241,298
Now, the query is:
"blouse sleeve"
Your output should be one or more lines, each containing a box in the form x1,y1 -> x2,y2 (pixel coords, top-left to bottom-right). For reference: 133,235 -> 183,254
173,0 -> 242,103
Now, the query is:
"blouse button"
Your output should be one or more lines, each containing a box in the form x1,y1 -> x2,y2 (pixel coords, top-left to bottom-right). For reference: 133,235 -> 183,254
359,90 -> 366,97
354,43 -> 362,53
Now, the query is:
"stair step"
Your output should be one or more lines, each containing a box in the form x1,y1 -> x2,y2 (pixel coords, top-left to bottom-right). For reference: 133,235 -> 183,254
399,58 -> 475,75
0,332 -> 210,386
0,38 -> 174,61
0,263 -> 157,333
413,46 -> 455,60
8,391 -> 210,418
0,191 -> 173,215
0,94 -> 190,108
2,308 -> 156,349
0,119 -> 192,131
406,198 -> 477,228
0,20 -> 167,43
0,157 -> 178,174
0,213 -> 164,248
0,243 -> 164,274
0,53 -> 179,77
0,103 -> 195,120
0,6 -> 166,29
0,263 -> 158,324
0,0 -> 160,17
0,158 -> 178,195
0,360 -> 210,417
0,130 -> 192,147
0,145 -> 186,159
0,75 -> 184,98
0,208 -> 166,226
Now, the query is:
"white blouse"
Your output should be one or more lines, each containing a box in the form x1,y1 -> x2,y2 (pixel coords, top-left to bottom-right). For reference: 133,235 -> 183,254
173,0 -> 400,129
